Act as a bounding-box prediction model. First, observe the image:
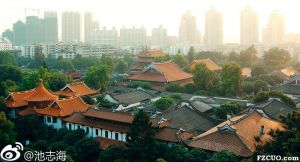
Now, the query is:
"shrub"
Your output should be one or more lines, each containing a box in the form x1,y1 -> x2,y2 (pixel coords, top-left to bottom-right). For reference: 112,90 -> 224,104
154,97 -> 174,110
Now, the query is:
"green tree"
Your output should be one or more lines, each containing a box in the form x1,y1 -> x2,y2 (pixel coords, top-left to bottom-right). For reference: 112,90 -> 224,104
102,55 -> 114,68
215,107 -> 227,120
48,71 -> 70,91
59,59 -> 75,71
98,146 -> 127,162
82,95 -> 95,105
172,54 -> 189,68
33,46 -> 45,68
187,46 -> 196,63
251,64 -> 266,77
253,91 -> 269,103
163,144 -> 187,162
15,115 -> 55,142
126,110 -> 156,162
72,138 -> 101,162
193,63 -> 216,91
210,151 -> 238,162
0,111 -> 16,148
0,65 -> 22,82
239,45 -> 257,67
255,111 -> 300,157
253,80 -> 269,92
264,48 -> 291,70
114,60 -> 128,73
165,82 -> 186,93
184,148 -> 210,162
228,51 -> 239,63
0,51 -> 17,65
154,97 -> 174,110
84,65 -> 112,90
220,63 -> 243,96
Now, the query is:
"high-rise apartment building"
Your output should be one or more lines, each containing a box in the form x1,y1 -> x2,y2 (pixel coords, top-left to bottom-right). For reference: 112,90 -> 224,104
151,25 -> 167,48
262,11 -> 285,45
204,7 -> 223,48
62,11 -> 81,43
25,16 -> 44,44
240,6 -> 259,46
179,11 -> 201,45
44,11 -> 58,43
119,26 -> 147,48
93,27 -> 119,48
84,12 -> 93,43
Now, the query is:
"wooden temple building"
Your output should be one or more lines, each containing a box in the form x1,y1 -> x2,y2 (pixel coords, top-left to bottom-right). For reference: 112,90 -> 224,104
130,50 -> 165,72
128,61 -> 193,89
188,58 -> 221,71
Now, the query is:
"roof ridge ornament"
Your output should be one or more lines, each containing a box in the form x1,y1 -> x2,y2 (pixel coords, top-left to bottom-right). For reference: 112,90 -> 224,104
218,123 -> 236,133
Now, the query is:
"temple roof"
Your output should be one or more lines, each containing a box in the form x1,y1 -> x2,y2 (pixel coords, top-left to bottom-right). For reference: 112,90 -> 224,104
34,97 -> 92,117
5,89 -> 35,108
188,58 -> 221,71
53,82 -> 99,97
128,61 -> 193,83
24,79 -> 58,102
138,50 -> 164,58
187,110 -> 284,157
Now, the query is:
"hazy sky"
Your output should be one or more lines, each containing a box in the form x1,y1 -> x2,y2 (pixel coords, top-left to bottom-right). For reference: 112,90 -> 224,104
1,0 -> 300,43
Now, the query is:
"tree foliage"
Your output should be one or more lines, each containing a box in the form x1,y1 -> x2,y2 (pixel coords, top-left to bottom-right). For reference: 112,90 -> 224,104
126,110 -> 156,162
0,111 -> 16,148
84,65 -> 112,90
263,48 -> 291,70
193,63 -> 216,91
154,97 -> 174,110
220,63 -> 243,97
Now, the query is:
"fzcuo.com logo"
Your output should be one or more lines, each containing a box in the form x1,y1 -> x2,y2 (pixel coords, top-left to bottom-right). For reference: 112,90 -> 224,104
0,142 -> 23,161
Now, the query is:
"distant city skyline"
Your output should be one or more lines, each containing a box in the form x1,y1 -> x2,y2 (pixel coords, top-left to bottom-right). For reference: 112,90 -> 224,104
1,0 -> 300,43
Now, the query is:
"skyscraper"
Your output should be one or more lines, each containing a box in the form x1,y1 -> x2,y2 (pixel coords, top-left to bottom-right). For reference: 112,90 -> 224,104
25,16 -> 44,45
44,11 -> 58,43
240,6 -> 259,46
151,25 -> 167,48
204,7 -> 223,48
179,11 -> 200,45
262,11 -> 285,45
119,26 -> 147,48
93,27 -> 119,48
62,11 -> 81,43
84,12 -> 93,43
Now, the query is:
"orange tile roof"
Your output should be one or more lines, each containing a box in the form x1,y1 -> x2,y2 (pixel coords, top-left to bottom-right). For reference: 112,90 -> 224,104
128,61 -> 193,83
5,89 -> 35,108
18,107 -> 38,116
83,109 -> 134,124
242,68 -> 252,77
24,80 -> 58,102
188,58 -> 221,71
281,67 -> 297,77
64,112 -> 132,132
34,97 -> 92,117
94,137 -> 126,149
53,82 -> 99,97
139,50 -> 164,58
155,127 -> 194,143
187,110 -> 284,157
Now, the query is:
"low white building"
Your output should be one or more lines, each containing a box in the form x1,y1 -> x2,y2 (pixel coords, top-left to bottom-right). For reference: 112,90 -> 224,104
0,38 -> 13,51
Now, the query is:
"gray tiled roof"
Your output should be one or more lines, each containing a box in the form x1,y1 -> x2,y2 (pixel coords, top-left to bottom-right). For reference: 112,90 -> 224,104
254,99 -> 295,121
162,105 -> 217,132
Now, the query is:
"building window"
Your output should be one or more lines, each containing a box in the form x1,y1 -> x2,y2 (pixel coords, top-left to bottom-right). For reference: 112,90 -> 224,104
115,133 -> 119,140
52,117 -> 57,123
76,125 -> 79,129
105,131 -> 109,138
68,123 -> 72,130
95,129 -> 98,136
47,116 -> 52,123
86,127 -> 89,134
